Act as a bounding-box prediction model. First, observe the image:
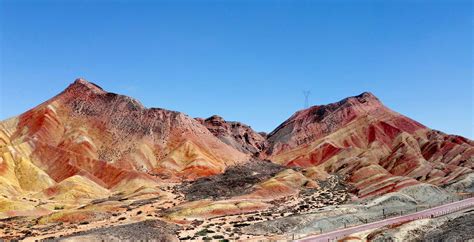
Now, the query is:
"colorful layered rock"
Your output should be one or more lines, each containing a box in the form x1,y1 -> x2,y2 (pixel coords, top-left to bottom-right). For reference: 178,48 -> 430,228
0,78 -> 472,223
264,92 -> 473,198
197,115 -> 266,156
0,78 -> 249,212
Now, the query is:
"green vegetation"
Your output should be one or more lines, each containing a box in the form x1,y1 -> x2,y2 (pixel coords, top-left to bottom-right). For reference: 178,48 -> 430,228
195,228 -> 215,236
53,205 -> 64,210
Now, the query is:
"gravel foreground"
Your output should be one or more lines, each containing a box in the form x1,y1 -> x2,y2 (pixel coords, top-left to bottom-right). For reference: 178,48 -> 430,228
421,211 -> 474,242
368,209 -> 474,242
59,220 -> 179,241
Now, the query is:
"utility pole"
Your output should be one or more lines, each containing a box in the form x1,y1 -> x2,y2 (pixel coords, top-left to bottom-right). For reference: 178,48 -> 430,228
303,90 -> 311,108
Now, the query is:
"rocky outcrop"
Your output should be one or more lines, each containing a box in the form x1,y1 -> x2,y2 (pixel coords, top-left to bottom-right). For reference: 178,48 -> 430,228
0,79 -> 473,241
197,115 -> 266,156
0,79 -> 472,211
263,92 -> 473,198
0,78 -> 249,200
265,92 -> 424,156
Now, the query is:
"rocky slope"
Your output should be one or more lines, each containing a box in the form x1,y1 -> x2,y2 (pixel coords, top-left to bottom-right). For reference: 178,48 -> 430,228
0,78 -> 472,240
263,92 -> 473,198
0,79 -> 249,212
196,115 -> 266,156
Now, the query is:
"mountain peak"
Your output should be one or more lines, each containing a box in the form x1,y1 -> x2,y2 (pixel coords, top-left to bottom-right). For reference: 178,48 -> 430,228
65,78 -> 106,94
298,91 -> 383,120
325,91 -> 382,109
348,91 -> 381,105
267,91 -> 387,142
356,91 -> 377,99
205,115 -> 225,123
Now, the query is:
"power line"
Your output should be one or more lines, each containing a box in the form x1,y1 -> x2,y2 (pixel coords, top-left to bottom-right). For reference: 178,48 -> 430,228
303,90 -> 311,108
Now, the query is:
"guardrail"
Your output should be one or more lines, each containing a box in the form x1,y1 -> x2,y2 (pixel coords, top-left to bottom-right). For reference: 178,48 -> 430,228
293,193 -> 474,241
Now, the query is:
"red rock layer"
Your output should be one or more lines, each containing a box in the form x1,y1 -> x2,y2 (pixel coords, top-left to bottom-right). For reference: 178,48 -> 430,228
1,80 -> 472,201
2,79 -> 249,196
196,115 -> 266,156
264,92 -> 473,198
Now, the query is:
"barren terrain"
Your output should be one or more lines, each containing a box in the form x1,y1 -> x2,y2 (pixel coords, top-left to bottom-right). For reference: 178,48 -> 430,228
1,79 -> 472,240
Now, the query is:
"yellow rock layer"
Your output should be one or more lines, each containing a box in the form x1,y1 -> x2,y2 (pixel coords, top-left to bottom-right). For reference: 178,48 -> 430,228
159,140 -> 224,172
0,142 -> 56,195
36,175 -> 110,203
15,156 -> 56,192
0,197 -> 36,214
167,200 -> 269,220
111,176 -> 160,195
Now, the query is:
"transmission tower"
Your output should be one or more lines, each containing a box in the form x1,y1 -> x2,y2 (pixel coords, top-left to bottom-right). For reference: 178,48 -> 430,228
303,90 -> 311,108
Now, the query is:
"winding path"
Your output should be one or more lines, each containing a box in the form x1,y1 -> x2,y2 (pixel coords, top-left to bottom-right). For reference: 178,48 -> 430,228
298,197 -> 474,242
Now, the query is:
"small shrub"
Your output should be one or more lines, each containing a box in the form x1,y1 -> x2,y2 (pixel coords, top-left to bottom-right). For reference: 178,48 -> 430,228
233,223 -> 250,228
195,229 -> 215,236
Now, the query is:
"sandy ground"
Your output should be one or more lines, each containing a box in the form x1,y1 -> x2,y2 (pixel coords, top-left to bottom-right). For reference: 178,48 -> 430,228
0,175 -> 350,241
59,219 -> 180,241
1,173 -> 471,241
0,184 -> 183,240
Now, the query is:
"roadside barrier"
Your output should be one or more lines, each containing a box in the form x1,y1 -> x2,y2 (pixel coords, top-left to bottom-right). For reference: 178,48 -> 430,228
293,192 -> 474,241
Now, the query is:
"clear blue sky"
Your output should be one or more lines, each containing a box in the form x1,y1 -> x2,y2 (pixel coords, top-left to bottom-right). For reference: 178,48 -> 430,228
0,0 -> 472,138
